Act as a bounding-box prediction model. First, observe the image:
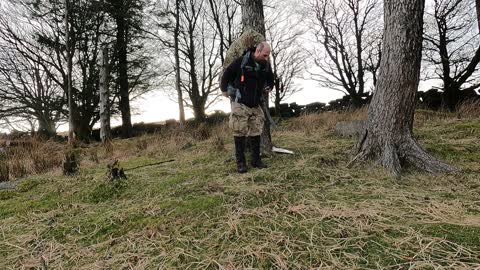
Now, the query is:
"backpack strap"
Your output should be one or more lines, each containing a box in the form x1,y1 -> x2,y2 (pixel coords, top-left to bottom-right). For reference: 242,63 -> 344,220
239,51 -> 255,83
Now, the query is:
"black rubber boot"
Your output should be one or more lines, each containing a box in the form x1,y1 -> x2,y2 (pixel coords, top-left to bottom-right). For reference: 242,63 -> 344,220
234,136 -> 247,173
250,136 -> 267,169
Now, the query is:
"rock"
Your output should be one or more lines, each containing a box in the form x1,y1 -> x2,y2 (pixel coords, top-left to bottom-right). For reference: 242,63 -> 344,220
0,181 -> 17,190
334,120 -> 366,138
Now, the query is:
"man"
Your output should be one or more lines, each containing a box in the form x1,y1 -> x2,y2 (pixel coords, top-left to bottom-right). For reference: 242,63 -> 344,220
220,42 -> 274,173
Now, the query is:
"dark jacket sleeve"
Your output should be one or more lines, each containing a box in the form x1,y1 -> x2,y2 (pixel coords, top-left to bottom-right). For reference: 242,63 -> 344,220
265,63 -> 274,89
220,57 -> 242,93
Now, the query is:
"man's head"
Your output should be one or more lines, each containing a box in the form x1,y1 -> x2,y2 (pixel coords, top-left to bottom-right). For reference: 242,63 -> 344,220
253,42 -> 271,64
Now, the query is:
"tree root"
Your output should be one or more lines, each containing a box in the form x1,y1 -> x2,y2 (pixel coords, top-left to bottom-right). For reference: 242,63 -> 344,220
349,133 -> 457,176
381,142 -> 401,177
402,138 -> 457,174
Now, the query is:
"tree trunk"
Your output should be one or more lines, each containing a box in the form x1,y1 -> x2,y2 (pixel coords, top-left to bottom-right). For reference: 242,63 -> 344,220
274,86 -> 281,117
99,47 -> 111,143
37,115 -> 56,138
352,0 -> 455,176
476,0 -> 480,32
65,0 -> 75,145
192,101 -> 206,121
116,4 -> 133,138
187,22 -> 205,122
350,92 -> 363,108
73,118 -> 92,142
442,83 -> 460,111
174,0 -> 185,127
353,10 -> 365,96
241,0 -> 273,154
241,0 -> 266,35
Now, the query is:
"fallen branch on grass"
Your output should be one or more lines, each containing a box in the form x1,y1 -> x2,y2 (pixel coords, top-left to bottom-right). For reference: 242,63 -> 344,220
124,159 -> 175,171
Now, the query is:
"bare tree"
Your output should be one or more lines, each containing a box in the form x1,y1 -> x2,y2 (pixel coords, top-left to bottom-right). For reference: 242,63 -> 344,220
207,0 -> 241,63
174,0 -> 186,126
156,0 -> 224,121
151,0 -> 238,123
310,0 -> 382,107
0,49 -> 64,137
0,0 -> 105,141
423,0 -> 480,111
104,0 -> 148,138
265,0 -> 306,113
352,0 -> 455,176
178,0 -> 224,120
65,0 -> 75,144
99,47 -> 111,143
0,0 -> 156,140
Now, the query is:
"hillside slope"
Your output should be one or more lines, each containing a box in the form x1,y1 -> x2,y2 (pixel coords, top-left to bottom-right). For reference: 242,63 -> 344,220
1,111 -> 479,269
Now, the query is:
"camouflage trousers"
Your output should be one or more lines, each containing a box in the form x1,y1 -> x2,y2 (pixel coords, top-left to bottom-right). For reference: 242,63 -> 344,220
229,102 -> 265,137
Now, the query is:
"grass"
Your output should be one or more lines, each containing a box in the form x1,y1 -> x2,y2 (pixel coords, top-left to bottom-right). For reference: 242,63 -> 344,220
0,109 -> 479,269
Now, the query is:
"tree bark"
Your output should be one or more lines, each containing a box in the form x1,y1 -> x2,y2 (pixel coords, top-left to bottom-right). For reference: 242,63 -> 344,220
187,34 -> 204,122
116,2 -> 133,138
99,47 -> 111,143
241,0 -> 266,35
65,0 -> 75,145
174,0 -> 185,127
37,115 -> 56,138
73,118 -> 93,142
476,0 -> 480,31
352,0 -> 456,176
192,100 -> 206,121
241,0 -> 273,154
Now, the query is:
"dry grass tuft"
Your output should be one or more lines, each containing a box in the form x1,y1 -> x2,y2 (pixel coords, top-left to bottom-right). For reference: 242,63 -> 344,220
0,160 -> 8,182
456,99 -> 480,118
209,124 -> 228,152
190,123 -> 212,141
4,138 -> 64,180
285,107 -> 368,134
414,110 -> 453,128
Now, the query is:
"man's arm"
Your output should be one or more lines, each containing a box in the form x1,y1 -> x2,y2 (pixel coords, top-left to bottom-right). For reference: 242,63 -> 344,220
266,63 -> 274,89
220,57 -> 242,95
264,63 -> 275,94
